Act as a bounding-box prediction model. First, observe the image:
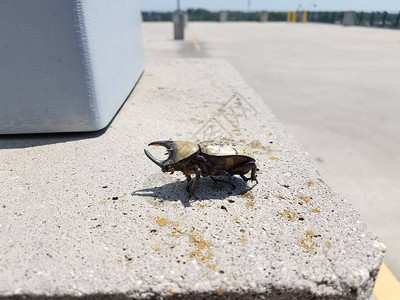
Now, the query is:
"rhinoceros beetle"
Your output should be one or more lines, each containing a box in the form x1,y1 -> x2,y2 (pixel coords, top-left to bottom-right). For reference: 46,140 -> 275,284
144,140 -> 258,198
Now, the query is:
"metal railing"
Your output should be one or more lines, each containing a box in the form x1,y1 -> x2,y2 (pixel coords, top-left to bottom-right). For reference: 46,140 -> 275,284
142,10 -> 400,29
303,11 -> 400,28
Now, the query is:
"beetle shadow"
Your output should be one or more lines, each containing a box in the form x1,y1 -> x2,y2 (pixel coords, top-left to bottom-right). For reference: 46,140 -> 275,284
132,176 -> 256,207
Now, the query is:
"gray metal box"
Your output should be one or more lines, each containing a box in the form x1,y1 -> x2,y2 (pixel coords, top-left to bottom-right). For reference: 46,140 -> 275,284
0,0 -> 145,134
343,11 -> 356,26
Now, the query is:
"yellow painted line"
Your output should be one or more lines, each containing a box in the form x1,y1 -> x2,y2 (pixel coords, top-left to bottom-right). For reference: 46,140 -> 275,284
192,39 -> 201,52
373,262 -> 400,300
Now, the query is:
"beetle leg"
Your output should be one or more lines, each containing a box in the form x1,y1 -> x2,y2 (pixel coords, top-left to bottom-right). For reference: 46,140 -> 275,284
185,174 -> 192,192
223,171 -> 236,193
250,166 -> 258,183
240,172 -> 258,183
195,154 -> 216,174
230,162 -> 258,184
240,174 -> 249,182
210,176 -> 219,184
188,168 -> 201,198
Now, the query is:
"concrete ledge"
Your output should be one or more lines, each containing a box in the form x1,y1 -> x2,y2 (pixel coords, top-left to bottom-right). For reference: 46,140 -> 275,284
0,59 -> 385,299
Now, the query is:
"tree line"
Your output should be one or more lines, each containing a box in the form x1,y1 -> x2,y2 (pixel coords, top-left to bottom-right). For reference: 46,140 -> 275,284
142,9 -> 400,28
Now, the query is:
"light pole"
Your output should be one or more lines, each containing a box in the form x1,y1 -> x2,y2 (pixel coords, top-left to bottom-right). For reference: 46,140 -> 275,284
306,3 -> 317,10
174,0 -> 184,40
305,3 -> 317,23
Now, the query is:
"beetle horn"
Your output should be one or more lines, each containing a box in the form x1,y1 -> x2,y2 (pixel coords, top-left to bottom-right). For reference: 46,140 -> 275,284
148,140 -> 174,149
144,140 -> 175,167
144,149 -> 164,168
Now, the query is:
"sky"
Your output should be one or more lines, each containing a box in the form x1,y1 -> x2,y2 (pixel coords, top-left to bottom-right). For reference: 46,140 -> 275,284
140,0 -> 400,13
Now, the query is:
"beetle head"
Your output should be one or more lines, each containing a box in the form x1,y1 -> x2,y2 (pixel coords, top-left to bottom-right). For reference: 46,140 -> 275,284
144,140 -> 178,173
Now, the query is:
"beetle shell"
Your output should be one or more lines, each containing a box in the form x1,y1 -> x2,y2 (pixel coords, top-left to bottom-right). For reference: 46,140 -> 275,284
171,141 -> 199,162
199,141 -> 255,160
145,139 -> 258,197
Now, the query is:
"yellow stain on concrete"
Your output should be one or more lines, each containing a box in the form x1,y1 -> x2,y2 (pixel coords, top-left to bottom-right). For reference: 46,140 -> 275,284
155,217 -> 168,227
192,39 -> 201,52
373,262 -> 400,300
